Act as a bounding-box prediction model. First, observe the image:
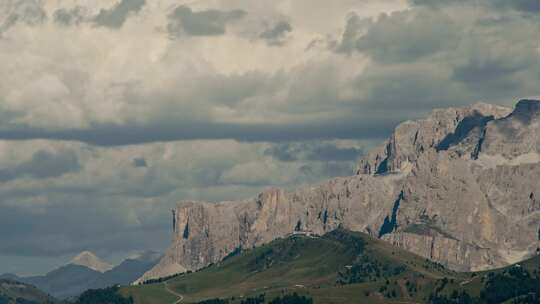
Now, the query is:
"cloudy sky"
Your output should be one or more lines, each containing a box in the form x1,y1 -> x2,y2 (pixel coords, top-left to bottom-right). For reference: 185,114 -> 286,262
1,0 -> 540,275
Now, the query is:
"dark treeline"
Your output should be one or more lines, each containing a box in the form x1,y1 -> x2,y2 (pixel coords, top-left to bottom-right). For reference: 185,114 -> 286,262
269,293 -> 312,304
73,286 -> 133,304
429,265 -> 540,304
196,293 -> 312,304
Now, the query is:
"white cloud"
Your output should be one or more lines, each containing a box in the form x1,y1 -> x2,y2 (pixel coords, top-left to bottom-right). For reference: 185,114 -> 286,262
0,0 -> 405,137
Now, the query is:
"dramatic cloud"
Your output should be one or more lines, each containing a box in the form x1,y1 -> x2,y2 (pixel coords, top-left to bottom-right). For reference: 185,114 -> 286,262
0,139 -> 368,271
335,0 -> 540,110
0,0 -> 47,34
264,141 -> 363,162
259,20 -> 292,46
53,6 -> 84,26
508,0 -> 540,12
93,0 -> 146,28
338,9 -> 459,63
167,5 -> 246,37
0,149 -> 81,182
0,0 -> 408,146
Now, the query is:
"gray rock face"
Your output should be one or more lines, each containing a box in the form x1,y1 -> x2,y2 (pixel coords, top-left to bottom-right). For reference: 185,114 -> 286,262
139,100 -> 540,282
356,102 -> 512,175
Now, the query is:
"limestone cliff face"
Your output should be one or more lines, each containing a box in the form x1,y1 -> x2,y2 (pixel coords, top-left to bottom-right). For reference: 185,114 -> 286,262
356,102 -> 512,175
138,175 -> 403,282
138,100 -> 540,282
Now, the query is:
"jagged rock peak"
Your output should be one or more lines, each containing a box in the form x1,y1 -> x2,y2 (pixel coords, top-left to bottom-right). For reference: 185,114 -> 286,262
70,251 -> 113,273
356,102 -> 513,175
472,99 -> 540,160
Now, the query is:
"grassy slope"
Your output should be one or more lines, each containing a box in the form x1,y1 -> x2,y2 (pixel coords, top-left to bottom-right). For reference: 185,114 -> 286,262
0,279 -> 59,304
122,229 -> 464,304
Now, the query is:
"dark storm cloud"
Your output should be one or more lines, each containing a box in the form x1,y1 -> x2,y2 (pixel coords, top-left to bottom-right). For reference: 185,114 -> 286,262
335,0 -> 540,110
0,118 -> 397,146
0,199 -> 169,257
93,0 -> 146,28
336,14 -> 369,54
53,7 -> 84,26
409,0 -> 470,8
264,142 -> 363,162
167,5 -> 246,37
0,0 -> 47,34
508,0 -> 540,12
451,48 -> 538,92
354,63 -> 473,110
0,149 -> 81,182
489,0 -> 540,13
259,20 -> 292,46
338,9 -> 459,63
412,0 -> 540,14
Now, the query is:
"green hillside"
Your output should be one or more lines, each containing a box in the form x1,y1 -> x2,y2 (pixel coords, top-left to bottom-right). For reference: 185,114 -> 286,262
113,229 -> 540,304
121,229 -> 465,304
0,279 -> 59,304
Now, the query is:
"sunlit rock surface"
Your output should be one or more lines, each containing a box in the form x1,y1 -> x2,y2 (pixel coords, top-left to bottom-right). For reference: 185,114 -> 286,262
138,100 -> 540,282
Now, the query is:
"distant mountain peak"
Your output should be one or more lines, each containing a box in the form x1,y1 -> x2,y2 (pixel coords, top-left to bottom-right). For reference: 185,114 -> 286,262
70,251 -> 113,273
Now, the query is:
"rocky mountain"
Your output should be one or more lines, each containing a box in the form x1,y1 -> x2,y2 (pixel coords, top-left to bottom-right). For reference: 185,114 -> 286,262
23,264 -> 102,300
4,251 -> 160,299
137,99 -> 540,283
70,251 -> 113,273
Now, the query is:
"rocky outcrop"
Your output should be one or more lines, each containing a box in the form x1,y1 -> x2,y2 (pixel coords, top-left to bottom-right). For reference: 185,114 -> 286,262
138,174 -> 403,282
356,102 -> 512,175
138,100 -> 540,282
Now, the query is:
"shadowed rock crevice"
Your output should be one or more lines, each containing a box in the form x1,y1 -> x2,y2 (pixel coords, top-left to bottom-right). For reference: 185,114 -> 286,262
378,191 -> 404,238
436,111 -> 494,152
471,128 -> 487,159
183,222 -> 189,239
295,220 -> 302,231
375,157 -> 389,174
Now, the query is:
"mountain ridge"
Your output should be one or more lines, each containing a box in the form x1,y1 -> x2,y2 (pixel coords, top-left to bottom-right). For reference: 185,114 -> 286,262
2,250 -> 160,299
138,100 -> 540,283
